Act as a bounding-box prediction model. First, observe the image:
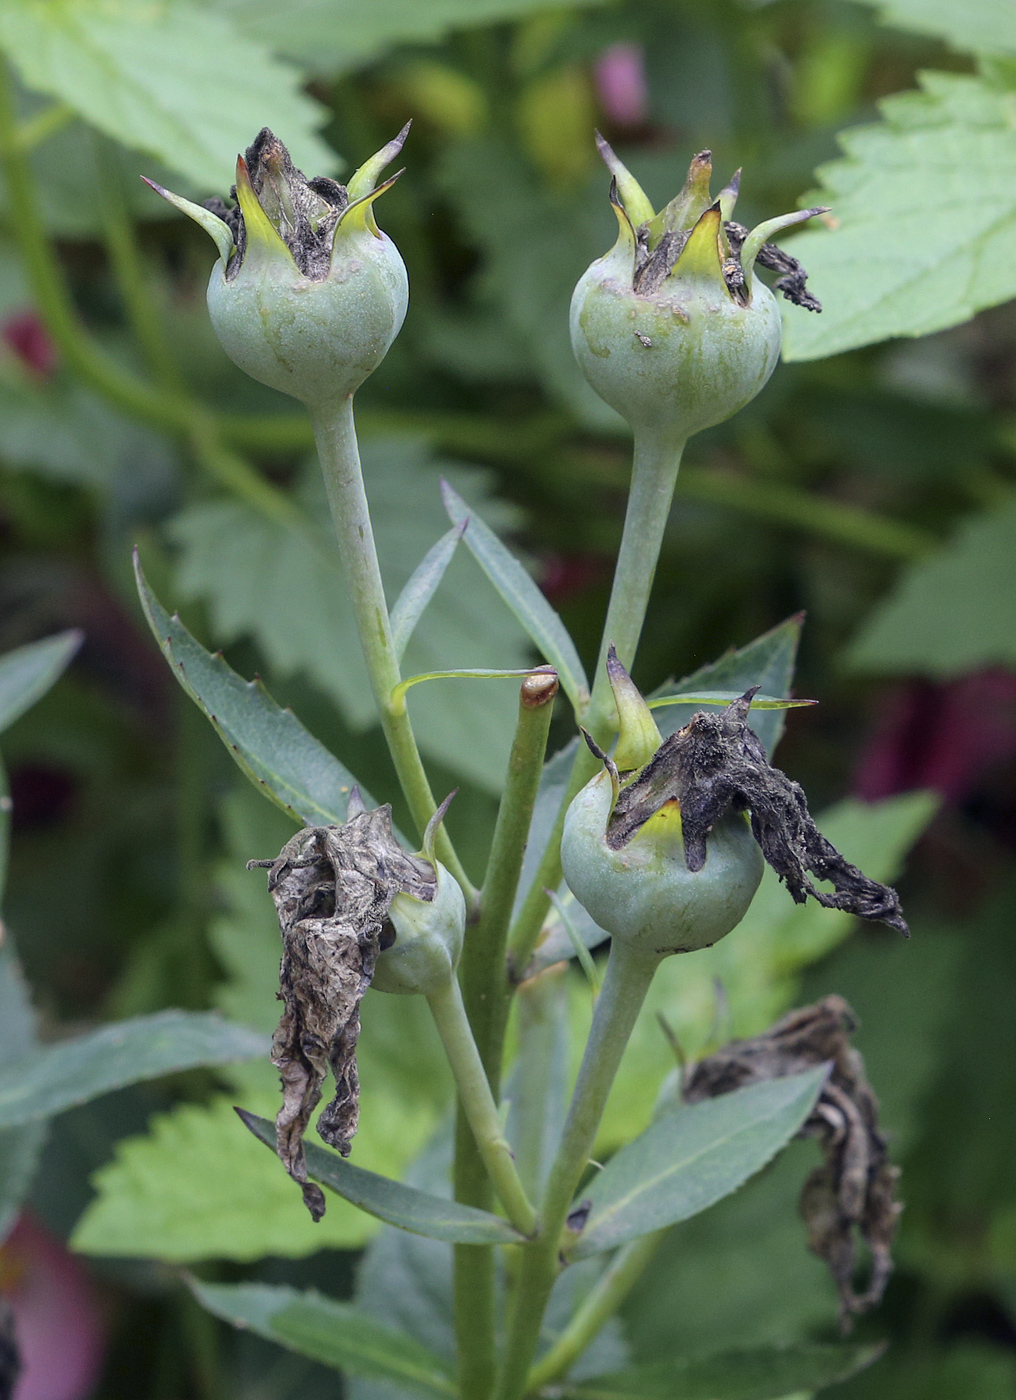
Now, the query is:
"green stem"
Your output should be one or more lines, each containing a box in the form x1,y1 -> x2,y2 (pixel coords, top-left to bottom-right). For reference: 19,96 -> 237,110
527,1230 -> 665,1389
92,133 -> 183,392
508,432 -> 684,974
307,396 -> 474,900
494,944 -> 659,1400
586,431 -> 685,745
678,465 -> 933,561
452,673 -> 558,1399
428,977 -> 538,1237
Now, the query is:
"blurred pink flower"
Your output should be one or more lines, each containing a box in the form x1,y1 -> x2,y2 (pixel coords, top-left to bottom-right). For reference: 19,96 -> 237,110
594,43 -> 650,129
854,669 -> 1016,803
1,311 -> 57,378
0,1213 -> 106,1400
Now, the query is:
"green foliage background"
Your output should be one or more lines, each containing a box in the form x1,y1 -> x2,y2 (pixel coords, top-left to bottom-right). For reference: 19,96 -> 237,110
1,0 -> 1016,1395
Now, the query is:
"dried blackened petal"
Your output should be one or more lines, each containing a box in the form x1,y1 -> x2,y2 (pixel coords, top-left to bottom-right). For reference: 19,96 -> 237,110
725,220 -> 822,312
251,806 -> 435,1220
607,689 -> 908,936
683,996 -> 902,1329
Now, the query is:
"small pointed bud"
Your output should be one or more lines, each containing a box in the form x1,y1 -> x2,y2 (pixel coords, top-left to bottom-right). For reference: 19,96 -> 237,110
606,645 -> 661,772
649,149 -> 713,241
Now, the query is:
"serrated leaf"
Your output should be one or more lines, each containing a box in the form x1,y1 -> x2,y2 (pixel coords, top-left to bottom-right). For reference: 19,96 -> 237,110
848,494 -> 1016,676
558,1340 -> 881,1400
441,479 -> 590,713
212,0 -> 607,74
135,554 -> 372,826
851,0 -> 1016,58
651,615 -> 804,755
569,1068 -> 828,1260
0,630 -> 81,735
170,440 -> 533,792
237,1109 -> 523,1244
192,1281 -> 456,1396
0,0 -> 334,191
782,72 -> 1016,361
0,1011 -> 266,1128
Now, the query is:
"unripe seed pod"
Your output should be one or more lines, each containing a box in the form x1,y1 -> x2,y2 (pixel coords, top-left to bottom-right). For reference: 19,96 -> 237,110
561,767 -> 763,959
570,136 -> 826,445
145,126 -> 410,410
372,859 -> 466,996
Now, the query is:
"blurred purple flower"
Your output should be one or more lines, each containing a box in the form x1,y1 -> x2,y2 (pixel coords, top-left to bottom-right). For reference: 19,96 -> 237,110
0,1213 -> 106,1400
594,43 -> 649,129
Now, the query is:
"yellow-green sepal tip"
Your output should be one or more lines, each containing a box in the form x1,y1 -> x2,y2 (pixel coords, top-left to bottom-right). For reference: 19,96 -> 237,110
347,120 -> 412,201
234,155 -> 298,270
142,177 -> 234,265
595,131 -> 654,228
741,206 -> 830,285
606,644 -> 662,773
671,202 -> 725,286
337,168 -> 405,238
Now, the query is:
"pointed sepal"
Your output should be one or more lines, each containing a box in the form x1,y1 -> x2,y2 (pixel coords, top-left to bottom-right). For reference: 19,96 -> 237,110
142,177 -> 235,264
650,149 -> 713,243
740,207 -> 829,282
337,168 -> 405,238
606,644 -> 662,773
347,121 -> 412,201
595,131 -> 654,228
234,155 -> 298,270
671,202 -> 726,288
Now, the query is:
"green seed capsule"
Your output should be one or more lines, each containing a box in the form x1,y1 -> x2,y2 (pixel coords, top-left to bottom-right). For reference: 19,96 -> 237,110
561,767 -> 763,959
372,859 -> 466,996
570,137 -> 826,446
145,127 -> 410,411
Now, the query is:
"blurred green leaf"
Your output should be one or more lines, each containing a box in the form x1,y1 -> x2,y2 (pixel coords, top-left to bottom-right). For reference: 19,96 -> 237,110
650,616 -> 804,755
136,553 -> 373,825
0,630 -> 80,735
569,1068 -> 828,1260
0,943 -> 44,1242
829,1344 -> 1016,1400
848,494 -> 1016,675
192,1281 -> 457,1395
850,0 -> 1016,57
0,1010 -> 266,1127
559,1341 -> 881,1399
170,441 -> 532,791
0,0 -> 334,190
212,0 -> 607,74
237,1109 -> 524,1244
782,73 -> 1016,361
441,478 -> 590,712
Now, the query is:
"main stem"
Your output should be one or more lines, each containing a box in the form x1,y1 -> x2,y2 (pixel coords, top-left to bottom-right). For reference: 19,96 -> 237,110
494,944 -> 660,1400
454,676 -> 557,1399
428,978 -> 537,1237
308,397 -> 473,899
508,430 -> 685,974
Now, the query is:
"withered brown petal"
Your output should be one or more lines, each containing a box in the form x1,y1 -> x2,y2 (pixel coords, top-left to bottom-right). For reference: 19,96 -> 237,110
607,690 -> 908,936
683,996 -> 902,1330
254,806 -> 435,1220
724,220 -> 822,312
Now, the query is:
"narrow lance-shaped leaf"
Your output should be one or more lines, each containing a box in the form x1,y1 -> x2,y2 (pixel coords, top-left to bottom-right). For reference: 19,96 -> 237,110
192,1281 -> 457,1397
0,945 -> 45,1243
0,631 -> 82,735
650,614 -> 804,755
134,551 -> 374,826
568,1067 -> 828,1259
441,479 -> 590,712
558,1340 -> 883,1400
390,523 -> 466,662
237,1110 -> 523,1245
0,1011 -> 267,1128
